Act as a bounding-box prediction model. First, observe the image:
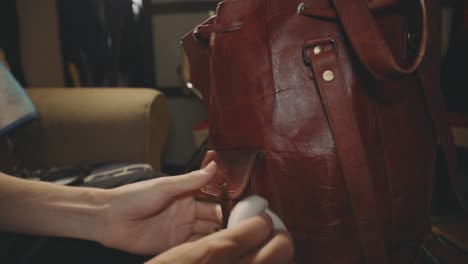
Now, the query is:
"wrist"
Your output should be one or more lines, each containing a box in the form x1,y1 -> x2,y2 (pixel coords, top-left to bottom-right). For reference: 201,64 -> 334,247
63,187 -> 112,243
0,174 -> 112,243
20,183 -> 112,243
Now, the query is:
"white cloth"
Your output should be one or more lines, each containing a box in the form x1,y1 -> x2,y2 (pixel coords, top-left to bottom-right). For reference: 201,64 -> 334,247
228,195 -> 287,231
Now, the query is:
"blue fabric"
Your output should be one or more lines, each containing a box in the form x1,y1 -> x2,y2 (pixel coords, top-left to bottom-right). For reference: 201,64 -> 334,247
0,63 -> 37,136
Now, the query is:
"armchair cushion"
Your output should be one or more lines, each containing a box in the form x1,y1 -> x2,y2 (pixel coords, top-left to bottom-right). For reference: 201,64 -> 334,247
9,88 -> 169,171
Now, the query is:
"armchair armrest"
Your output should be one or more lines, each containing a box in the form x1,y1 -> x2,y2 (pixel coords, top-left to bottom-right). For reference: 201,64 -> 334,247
11,88 -> 169,171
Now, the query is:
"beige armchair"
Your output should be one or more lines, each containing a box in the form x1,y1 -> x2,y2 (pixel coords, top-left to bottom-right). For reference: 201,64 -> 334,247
0,88 -> 169,173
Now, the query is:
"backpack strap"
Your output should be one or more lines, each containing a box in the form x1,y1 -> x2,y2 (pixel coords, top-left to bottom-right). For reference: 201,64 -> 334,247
331,0 -> 428,80
306,0 -> 467,211
303,38 -> 389,263
417,0 -> 468,212
420,68 -> 468,212
323,0 -> 468,252
329,0 -> 467,211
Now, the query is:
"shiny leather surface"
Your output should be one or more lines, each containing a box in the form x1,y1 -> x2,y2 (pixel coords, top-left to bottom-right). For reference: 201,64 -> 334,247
200,149 -> 259,199
182,0 -> 458,263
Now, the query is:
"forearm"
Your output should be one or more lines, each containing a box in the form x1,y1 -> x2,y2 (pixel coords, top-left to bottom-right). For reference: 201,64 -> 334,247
0,172 -> 110,242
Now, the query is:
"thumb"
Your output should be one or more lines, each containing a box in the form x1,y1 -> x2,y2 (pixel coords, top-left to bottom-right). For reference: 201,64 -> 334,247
161,161 -> 217,196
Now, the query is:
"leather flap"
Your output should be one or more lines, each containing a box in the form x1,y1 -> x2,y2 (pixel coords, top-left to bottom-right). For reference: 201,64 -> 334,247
200,149 -> 259,199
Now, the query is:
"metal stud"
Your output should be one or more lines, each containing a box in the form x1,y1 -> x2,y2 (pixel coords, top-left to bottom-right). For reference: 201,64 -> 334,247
323,70 -> 335,81
221,182 -> 228,191
313,46 -> 323,55
297,2 -> 305,14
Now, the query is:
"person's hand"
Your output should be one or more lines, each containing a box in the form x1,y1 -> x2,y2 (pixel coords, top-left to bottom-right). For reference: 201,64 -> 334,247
146,213 -> 295,264
98,162 -> 222,255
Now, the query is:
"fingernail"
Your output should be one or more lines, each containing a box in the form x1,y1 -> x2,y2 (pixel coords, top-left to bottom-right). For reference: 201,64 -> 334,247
202,161 -> 217,174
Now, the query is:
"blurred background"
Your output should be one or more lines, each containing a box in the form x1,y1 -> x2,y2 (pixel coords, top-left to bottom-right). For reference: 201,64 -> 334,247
0,0 -> 220,174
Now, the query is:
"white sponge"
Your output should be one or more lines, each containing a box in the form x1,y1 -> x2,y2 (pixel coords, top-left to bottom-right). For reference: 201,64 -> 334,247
227,195 -> 287,231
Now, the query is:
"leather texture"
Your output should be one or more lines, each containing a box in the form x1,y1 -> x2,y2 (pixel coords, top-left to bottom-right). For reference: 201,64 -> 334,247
183,0 -> 466,262
331,0 -> 428,79
200,150 -> 259,200
303,37 -> 388,263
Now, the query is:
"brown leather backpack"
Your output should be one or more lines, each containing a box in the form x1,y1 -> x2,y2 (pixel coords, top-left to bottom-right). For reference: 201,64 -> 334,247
182,0 -> 468,263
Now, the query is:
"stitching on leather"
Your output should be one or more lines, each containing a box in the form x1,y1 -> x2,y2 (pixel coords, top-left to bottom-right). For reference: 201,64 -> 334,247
200,150 -> 259,199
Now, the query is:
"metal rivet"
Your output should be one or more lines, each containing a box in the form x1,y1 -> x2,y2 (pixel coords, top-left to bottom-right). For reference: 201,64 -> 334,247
313,46 -> 323,55
323,70 -> 335,81
297,2 -> 305,14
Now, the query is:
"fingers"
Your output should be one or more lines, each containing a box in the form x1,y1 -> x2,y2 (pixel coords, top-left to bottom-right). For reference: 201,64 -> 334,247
239,231 -> 295,264
196,201 -> 223,223
192,220 -> 220,234
204,213 -> 274,257
160,161 -> 217,197
150,214 -> 294,264
187,233 -> 205,242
